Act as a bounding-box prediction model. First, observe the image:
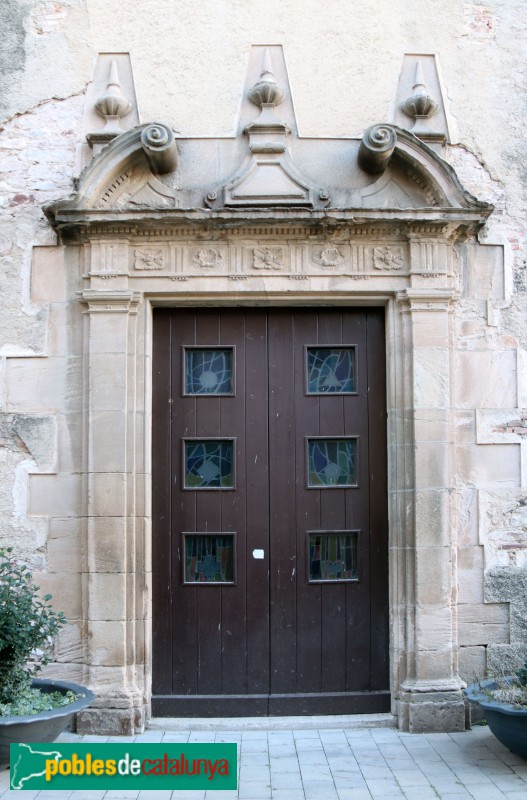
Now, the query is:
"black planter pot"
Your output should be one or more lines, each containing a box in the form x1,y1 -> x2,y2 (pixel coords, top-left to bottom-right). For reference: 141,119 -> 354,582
465,679 -> 527,759
0,678 -> 94,766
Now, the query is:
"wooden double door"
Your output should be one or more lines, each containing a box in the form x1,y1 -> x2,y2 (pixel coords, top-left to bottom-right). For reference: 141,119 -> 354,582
152,308 -> 389,716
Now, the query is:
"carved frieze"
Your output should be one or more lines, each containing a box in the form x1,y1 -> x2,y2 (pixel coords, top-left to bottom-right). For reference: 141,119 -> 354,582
83,237 -> 416,278
134,248 -> 165,270
409,240 -> 447,275
311,245 -> 345,269
373,246 -> 404,271
192,248 -> 223,269
88,239 -> 129,274
252,247 -> 284,270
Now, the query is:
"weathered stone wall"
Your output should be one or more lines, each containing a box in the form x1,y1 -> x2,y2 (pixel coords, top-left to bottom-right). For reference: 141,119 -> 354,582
0,0 -> 526,724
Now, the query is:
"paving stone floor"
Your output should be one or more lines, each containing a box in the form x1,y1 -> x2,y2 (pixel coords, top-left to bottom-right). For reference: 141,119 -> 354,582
1,722 -> 526,800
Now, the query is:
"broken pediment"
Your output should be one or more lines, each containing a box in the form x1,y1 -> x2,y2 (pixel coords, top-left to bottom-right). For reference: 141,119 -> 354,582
46,47 -> 492,237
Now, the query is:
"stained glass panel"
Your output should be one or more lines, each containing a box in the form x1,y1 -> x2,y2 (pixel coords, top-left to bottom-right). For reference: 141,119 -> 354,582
184,439 -> 234,489
306,347 -> 356,394
184,534 -> 234,583
184,348 -> 233,395
307,438 -> 357,487
308,531 -> 358,582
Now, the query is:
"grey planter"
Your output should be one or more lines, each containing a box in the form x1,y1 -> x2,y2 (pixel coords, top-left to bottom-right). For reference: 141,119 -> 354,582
0,678 -> 94,766
465,679 -> 527,759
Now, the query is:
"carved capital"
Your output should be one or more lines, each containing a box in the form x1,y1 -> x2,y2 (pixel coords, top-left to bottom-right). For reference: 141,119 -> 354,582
396,288 -> 459,313
78,289 -> 142,314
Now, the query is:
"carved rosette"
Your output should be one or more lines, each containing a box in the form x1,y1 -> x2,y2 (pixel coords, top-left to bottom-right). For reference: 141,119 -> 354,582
192,248 -> 223,269
252,247 -> 284,270
134,248 -> 165,270
311,245 -> 345,270
373,247 -> 404,271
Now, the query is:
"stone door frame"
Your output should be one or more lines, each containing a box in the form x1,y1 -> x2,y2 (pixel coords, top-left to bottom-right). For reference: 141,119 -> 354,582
77,264 -> 462,734
47,103 -> 491,733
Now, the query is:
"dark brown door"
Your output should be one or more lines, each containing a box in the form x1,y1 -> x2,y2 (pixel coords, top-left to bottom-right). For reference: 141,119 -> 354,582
152,308 -> 389,716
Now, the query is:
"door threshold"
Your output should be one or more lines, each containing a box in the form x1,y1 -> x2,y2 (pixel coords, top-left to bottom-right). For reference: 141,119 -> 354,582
148,712 -> 397,732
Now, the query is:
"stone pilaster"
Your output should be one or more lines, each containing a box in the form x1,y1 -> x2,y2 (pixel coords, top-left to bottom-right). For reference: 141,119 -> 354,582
395,288 -> 466,732
76,289 -> 148,735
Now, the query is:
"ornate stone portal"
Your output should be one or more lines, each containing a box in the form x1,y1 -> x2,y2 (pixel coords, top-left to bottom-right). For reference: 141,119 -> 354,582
46,45 -> 492,733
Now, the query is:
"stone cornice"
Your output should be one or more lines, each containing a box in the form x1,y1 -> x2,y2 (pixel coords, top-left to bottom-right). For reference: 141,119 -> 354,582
52,207 -> 490,243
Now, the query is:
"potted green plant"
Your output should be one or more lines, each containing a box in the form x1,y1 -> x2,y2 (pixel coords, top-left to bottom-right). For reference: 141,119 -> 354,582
465,663 -> 527,758
0,547 -> 93,765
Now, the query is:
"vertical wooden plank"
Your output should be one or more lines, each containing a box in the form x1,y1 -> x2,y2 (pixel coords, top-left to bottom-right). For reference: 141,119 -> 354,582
293,311 -> 322,693
218,310 -> 249,695
171,310 -> 199,694
151,309 -> 173,694
317,311 -> 348,693
193,311 -> 223,695
239,311 -> 270,694
342,310 -> 372,691
366,309 -> 389,691
269,310 -> 298,693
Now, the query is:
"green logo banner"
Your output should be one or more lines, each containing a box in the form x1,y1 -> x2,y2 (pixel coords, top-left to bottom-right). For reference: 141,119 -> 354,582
10,742 -> 237,790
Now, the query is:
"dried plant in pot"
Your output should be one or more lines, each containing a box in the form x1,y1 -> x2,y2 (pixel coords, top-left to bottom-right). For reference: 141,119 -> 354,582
0,547 -> 93,766
465,663 -> 527,759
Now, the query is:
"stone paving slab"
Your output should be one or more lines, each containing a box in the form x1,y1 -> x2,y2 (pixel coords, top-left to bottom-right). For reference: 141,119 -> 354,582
1,723 -> 526,799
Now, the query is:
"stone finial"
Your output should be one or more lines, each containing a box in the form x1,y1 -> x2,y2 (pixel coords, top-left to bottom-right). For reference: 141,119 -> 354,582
358,124 -> 397,174
94,60 -> 133,134
248,49 -> 285,107
401,62 -> 439,124
141,123 -> 178,174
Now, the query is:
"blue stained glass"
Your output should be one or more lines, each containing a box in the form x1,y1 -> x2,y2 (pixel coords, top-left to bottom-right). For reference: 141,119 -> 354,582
184,439 -> 234,488
184,534 -> 234,583
185,348 -> 233,394
308,438 -> 357,487
309,532 -> 358,581
307,348 -> 355,394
